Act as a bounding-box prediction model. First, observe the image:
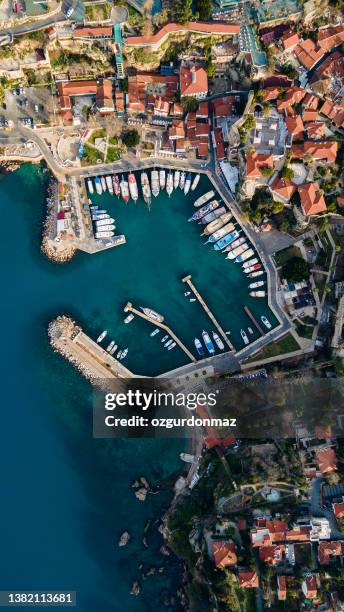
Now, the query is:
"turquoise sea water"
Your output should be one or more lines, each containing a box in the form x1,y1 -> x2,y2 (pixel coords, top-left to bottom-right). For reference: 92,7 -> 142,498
0,165 -> 186,611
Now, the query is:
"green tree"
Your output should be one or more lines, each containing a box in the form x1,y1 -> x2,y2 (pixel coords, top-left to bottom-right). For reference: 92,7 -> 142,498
195,0 -> 212,20
181,96 -> 198,113
122,129 -> 140,148
281,165 -> 294,180
282,256 -> 310,282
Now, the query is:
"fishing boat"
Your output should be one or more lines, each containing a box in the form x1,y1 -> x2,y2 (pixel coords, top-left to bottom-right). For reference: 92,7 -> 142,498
150,328 -> 160,337
214,230 -> 240,251
94,177 -> 102,195
227,243 -> 248,260
141,307 -> 164,322
224,237 -> 246,252
212,332 -> 224,351
165,339 -> 173,348
250,291 -> 266,297
110,344 -> 118,355
249,280 -> 265,289
92,214 -> 110,221
203,213 -> 232,235
161,334 -> 168,343
95,218 -> 115,226
107,340 -> 115,352
202,330 -> 215,354
199,206 -> 226,225
128,172 -> 138,202
180,171 -> 186,190
235,248 -> 254,263
261,316 -> 272,329
159,169 -> 166,190
184,173 -> 192,195
120,348 -> 128,359
241,329 -> 249,345
206,222 -> 235,243
243,258 -> 259,269
194,338 -> 205,357
120,175 -> 129,202
101,176 -> 107,192
191,174 -> 200,191
106,176 -> 114,195
87,178 -> 94,194
174,170 -> 180,189
244,263 -> 262,274
189,200 -> 219,222
166,171 -> 173,196
97,330 -> 107,343
113,175 -> 121,197
124,314 -> 134,323
141,172 -> 151,208
151,169 -> 160,197
95,230 -> 115,239
194,190 -> 215,207
248,270 -> 264,278
167,342 -> 176,350
248,327 -> 254,335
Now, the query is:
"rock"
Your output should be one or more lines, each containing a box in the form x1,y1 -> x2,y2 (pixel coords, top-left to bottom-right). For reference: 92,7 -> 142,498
158,566 -> 165,573
130,581 -> 140,596
118,531 -> 130,547
140,477 -> 150,489
146,566 -> 156,576
132,480 -> 140,488
142,536 -> 148,548
135,487 -> 148,501
160,544 -> 170,556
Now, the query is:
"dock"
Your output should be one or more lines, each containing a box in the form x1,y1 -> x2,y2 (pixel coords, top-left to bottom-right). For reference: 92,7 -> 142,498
181,275 -> 234,351
124,302 -> 197,363
244,306 -> 265,336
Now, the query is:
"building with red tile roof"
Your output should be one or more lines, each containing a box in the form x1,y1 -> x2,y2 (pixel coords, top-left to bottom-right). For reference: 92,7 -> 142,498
291,140 -> 338,163
317,23 -> 344,51
303,93 -> 319,111
305,121 -> 327,139
303,110 -> 319,122
302,575 -> 317,599
277,86 -> 306,112
270,176 -> 297,203
238,571 -> 259,589
277,576 -> 287,600
311,51 -> 344,83
259,544 -> 286,565
57,79 -> 114,120
127,72 -> 178,115
213,541 -> 237,568
153,96 -> 170,117
212,95 -> 236,117
73,26 -> 113,39
286,525 -> 312,542
319,99 -> 344,128
282,30 -> 300,50
298,182 -> 327,216
170,102 -> 183,117
251,519 -> 288,546
294,39 -> 325,70
285,115 -> 304,140
126,22 -> 240,49
318,540 -> 344,565
196,101 -> 209,118
214,127 -> 226,160
169,120 -> 185,140
315,447 -> 338,474
246,151 -> 274,180
262,86 -> 280,102
333,498 -> 344,519
180,65 -> 208,100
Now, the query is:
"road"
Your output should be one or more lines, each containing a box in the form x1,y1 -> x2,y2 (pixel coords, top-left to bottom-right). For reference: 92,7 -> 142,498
0,0 -> 81,38
311,477 -> 343,539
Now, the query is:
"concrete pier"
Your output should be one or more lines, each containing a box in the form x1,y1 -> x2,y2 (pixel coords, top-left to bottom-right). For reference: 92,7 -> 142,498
125,302 -> 196,363
181,275 -> 234,351
244,306 -> 265,336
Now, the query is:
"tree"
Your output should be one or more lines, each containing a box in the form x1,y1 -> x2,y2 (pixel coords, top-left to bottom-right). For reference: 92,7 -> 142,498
205,60 -> 216,77
181,96 -> 198,113
280,165 -> 294,180
282,256 -> 310,282
122,129 -> 140,148
195,0 -> 212,20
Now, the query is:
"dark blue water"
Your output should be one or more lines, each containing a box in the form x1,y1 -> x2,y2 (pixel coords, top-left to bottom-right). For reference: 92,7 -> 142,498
0,165 -> 185,611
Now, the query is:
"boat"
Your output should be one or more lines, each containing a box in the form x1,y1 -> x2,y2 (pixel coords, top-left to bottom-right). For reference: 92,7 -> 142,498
248,327 -> 254,335
120,348 -> 128,359
113,175 -> 121,197
189,200 -> 219,222
249,280 -> 265,289
180,171 -> 186,190
243,258 -> 259,269
120,175 -> 129,202
184,173 -> 192,195
194,338 -> 205,357
184,291 -> 191,296
150,328 -> 160,337
194,190 -> 215,207
97,330 -> 107,343
244,263 -> 262,274
161,334 -> 168,342
191,174 -> 200,191
203,213 -> 232,235
166,171 -> 173,196
128,173 -> 138,202
106,176 -> 114,195
90,205 -> 98,210
174,170 -> 180,189
159,169 -> 166,190
165,339 -> 173,348
117,350 -> 122,359
95,224 -> 115,231
95,231 -> 114,239
151,169 -> 160,197
250,291 -> 266,297
235,248 -> 254,263
167,342 -> 176,350
199,206 -> 226,225
261,316 -> 272,329
248,270 -> 264,278
202,330 -> 215,354
87,178 -> 94,194
94,177 -> 102,195
106,340 -> 115,352
101,176 -> 107,192
93,209 -> 107,214
241,329 -> 249,345
95,218 -> 115,226
212,332 -> 224,350
223,236 -> 246,252
214,230 -> 240,251
110,343 -> 118,355
206,222 -> 235,243
141,172 -> 151,208
141,307 -> 164,322
92,214 -> 110,221
227,243 -> 249,260
190,298 -> 196,302
124,314 -> 134,324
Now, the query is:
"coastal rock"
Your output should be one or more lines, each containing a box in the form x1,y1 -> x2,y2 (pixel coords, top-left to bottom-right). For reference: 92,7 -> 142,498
135,487 -> 148,501
160,544 -> 170,556
140,477 -> 150,489
118,531 -> 130,547
130,581 -> 140,596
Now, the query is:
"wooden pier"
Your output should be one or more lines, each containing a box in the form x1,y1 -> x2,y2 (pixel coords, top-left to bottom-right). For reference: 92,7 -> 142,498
244,306 -> 265,336
181,275 -> 234,351
124,302 -> 196,363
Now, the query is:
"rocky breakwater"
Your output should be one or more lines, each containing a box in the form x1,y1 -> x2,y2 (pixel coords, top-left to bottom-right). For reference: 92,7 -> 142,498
41,179 -> 75,263
48,316 -> 97,384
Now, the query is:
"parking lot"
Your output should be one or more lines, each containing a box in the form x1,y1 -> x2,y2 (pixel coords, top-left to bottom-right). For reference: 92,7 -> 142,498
0,86 -> 55,129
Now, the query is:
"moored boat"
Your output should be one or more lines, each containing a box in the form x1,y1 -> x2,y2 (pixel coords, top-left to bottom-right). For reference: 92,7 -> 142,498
241,329 -> 249,345
87,178 -> 94,194
199,206 -> 226,225
159,169 -> 166,190
244,263 -> 262,274
167,342 -> 176,350
224,236 -> 246,252
249,280 -> 265,289
161,334 -> 168,343
207,222 -> 235,243
128,172 -> 138,202
184,173 -> 192,195
120,175 -> 129,202
174,170 -> 180,189
243,258 -> 259,269
250,291 -> 266,297
95,230 -> 114,239
194,338 -> 205,357
235,248 -> 254,263
94,177 -> 102,195
120,348 -> 128,359
202,330 -> 215,354
180,171 -> 186,190
151,170 -> 160,197
107,340 -> 115,352
191,174 -> 200,191
166,171 -> 173,196
212,332 -> 224,350
227,243 -> 248,260
97,330 -> 107,343
203,213 -> 232,235
214,230 -> 240,251
95,219 -> 115,227
141,172 -> 151,208
189,200 -> 219,222
124,314 -> 134,323
261,315 -> 272,329
106,175 -> 114,195
110,343 -> 118,355
113,175 -> 121,197
150,328 -> 160,337
248,270 -> 264,278
92,213 -> 110,221
141,307 -> 164,322
101,176 -> 107,192
165,339 -> 173,348
248,327 -> 254,335
194,190 -> 215,208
